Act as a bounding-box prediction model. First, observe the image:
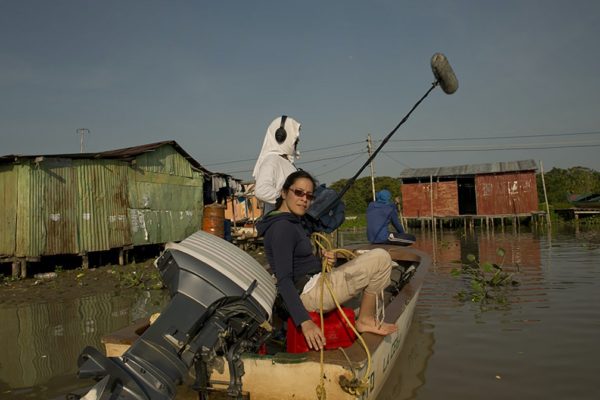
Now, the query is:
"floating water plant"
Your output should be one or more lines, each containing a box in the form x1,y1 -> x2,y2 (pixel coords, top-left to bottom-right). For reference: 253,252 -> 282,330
451,248 -> 519,305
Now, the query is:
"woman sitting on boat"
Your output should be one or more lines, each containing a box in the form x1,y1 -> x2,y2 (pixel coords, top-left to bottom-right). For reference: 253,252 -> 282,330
256,170 -> 397,352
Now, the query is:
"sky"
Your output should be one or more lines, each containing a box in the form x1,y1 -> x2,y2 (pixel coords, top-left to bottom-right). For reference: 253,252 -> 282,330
1,0 -> 599,185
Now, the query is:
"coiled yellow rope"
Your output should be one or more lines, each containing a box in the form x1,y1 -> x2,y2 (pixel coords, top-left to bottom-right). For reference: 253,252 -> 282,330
311,232 -> 373,398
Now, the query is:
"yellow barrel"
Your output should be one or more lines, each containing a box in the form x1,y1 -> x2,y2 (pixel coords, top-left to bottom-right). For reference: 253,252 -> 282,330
202,204 -> 226,238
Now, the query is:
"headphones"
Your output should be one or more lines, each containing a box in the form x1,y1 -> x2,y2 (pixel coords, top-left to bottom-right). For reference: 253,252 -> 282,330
275,115 -> 288,144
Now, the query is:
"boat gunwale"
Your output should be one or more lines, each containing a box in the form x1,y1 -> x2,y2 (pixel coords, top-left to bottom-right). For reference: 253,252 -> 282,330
295,245 -> 430,367
102,245 -> 430,369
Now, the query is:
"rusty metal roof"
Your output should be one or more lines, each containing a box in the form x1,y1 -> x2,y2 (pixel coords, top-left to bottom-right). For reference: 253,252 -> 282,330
399,159 -> 537,179
0,140 -> 231,177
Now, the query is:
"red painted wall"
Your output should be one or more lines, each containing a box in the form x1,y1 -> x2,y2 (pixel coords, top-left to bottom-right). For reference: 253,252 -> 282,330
475,172 -> 539,215
401,181 -> 459,217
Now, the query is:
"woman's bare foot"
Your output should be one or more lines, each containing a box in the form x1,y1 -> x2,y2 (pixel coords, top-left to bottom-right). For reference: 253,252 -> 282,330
355,318 -> 398,336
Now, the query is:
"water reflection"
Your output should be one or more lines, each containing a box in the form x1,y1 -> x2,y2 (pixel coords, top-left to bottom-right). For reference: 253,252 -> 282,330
411,229 -> 542,268
408,228 -> 599,399
0,289 -> 169,398
377,315 -> 435,400
3,227 -> 599,399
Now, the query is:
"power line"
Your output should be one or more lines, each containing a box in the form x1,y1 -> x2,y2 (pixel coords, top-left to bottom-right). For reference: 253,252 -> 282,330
220,150 -> 366,175
312,154 -> 365,178
381,130 -> 600,143
380,151 -> 413,169
297,151 -> 365,166
219,149 -> 366,172
203,140 -> 365,167
383,141 -> 600,152
303,140 -> 366,153
205,130 -> 600,167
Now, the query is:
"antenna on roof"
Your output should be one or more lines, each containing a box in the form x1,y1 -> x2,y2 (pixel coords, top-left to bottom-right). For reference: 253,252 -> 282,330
77,128 -> 90,153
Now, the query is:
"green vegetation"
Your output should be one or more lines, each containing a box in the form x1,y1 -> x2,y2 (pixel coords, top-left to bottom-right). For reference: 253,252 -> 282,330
329,176 -> 401,214
537,166 -> 600,208
451,248 -> 519,306
338,214 -> 367,230
110,263 -> 164,290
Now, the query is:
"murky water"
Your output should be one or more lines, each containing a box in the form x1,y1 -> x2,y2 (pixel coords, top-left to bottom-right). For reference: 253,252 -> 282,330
0,289 -> 170,399
379,228 -> 600,400
1,228 -> 599,399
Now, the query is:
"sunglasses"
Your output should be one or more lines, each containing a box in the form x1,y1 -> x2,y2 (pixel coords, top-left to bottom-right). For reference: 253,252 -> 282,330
289,187 -> 315,201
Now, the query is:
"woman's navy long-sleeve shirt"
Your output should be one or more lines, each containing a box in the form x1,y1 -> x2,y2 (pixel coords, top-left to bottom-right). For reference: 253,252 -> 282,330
256,212 -> 321,326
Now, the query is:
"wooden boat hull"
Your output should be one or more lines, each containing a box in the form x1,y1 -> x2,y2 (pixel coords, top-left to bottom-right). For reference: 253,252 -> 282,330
102,245 -> 430,400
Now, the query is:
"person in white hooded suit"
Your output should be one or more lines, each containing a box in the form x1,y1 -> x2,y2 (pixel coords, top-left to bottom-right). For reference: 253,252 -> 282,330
252,115 -> 301,214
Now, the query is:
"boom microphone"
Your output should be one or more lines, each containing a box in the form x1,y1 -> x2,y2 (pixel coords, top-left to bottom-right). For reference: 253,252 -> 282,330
308,52 -> 459,227
431,53 -> 458,94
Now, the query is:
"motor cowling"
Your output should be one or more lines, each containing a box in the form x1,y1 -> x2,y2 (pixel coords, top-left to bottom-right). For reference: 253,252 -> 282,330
76,230 -> 276,399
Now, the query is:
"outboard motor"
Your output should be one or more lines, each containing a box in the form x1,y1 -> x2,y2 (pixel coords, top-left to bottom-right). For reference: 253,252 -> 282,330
75,230 -> 276,400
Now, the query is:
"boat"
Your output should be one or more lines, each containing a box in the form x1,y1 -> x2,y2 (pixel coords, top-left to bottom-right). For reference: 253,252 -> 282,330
100,242 -> 430,400
568,193 -> 600,209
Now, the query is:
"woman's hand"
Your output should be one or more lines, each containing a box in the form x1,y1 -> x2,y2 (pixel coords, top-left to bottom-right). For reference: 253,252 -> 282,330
301,320 -> 326,351
323,250 -> 337,268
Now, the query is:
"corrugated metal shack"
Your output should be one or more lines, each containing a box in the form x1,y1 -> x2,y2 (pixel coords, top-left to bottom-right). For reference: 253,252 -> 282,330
399,160 -> 539,218
0,141 -> 235,276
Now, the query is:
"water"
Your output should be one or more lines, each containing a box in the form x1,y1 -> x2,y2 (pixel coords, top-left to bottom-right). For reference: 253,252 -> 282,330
1,228 -> 599,399
380,228 -> 600,400
0,289 -> 170,399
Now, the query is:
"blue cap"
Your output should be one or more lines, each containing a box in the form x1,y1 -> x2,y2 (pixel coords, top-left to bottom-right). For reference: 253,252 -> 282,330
376,190 -> 392,204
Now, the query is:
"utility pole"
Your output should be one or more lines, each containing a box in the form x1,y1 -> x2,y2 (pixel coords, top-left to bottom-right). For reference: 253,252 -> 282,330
77,128 -> 90,153
367,134 -> 376,201
539,160 -> 551,228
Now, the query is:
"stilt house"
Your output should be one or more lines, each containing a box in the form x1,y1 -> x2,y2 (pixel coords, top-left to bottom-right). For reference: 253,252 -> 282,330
399,160 -> 539,218
0,141 -> 237,275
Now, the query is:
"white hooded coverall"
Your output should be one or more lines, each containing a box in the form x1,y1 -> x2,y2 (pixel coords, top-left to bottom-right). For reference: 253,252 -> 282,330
252,116 -> 301,210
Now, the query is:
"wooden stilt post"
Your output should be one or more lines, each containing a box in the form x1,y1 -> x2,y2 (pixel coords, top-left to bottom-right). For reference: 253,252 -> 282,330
19,259 -> 27,278
12,259 -> 20,278
429,175 -> 434,231
539,160 -> 552,228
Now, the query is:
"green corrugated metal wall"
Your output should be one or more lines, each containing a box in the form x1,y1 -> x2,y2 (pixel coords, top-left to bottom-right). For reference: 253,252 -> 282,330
0,164 -> 18,256
128,146 -> 203,245
76,159 -> 131,252
0,144 -> 204,260
41,159 -> 79,255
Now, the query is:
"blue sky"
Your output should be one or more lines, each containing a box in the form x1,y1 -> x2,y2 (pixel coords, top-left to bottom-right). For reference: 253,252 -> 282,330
1,1 -> 599,184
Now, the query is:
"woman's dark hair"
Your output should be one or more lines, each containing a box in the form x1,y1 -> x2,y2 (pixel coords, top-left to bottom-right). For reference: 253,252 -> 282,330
274,170 -> 317,210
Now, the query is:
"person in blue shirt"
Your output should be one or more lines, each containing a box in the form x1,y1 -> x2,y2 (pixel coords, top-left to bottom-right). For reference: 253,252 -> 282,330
367,189 -> 415,245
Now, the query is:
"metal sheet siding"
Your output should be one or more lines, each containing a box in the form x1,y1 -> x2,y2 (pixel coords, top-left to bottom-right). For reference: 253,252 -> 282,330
15,164 -> 33,257
134,145 -> 194,178
400,160 -> 537,179
16,163 -> 47,258
401,181 -> 459,217
475,172 -> 539,215
41,159 -> 79,255
76,160 -> 131,252
6,144 -> 204,259
0,165 -> 18,256
128,154 -> 203,246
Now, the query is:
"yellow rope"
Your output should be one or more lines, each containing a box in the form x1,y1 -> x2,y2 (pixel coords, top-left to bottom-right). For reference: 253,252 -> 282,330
311,232 -> 373,397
